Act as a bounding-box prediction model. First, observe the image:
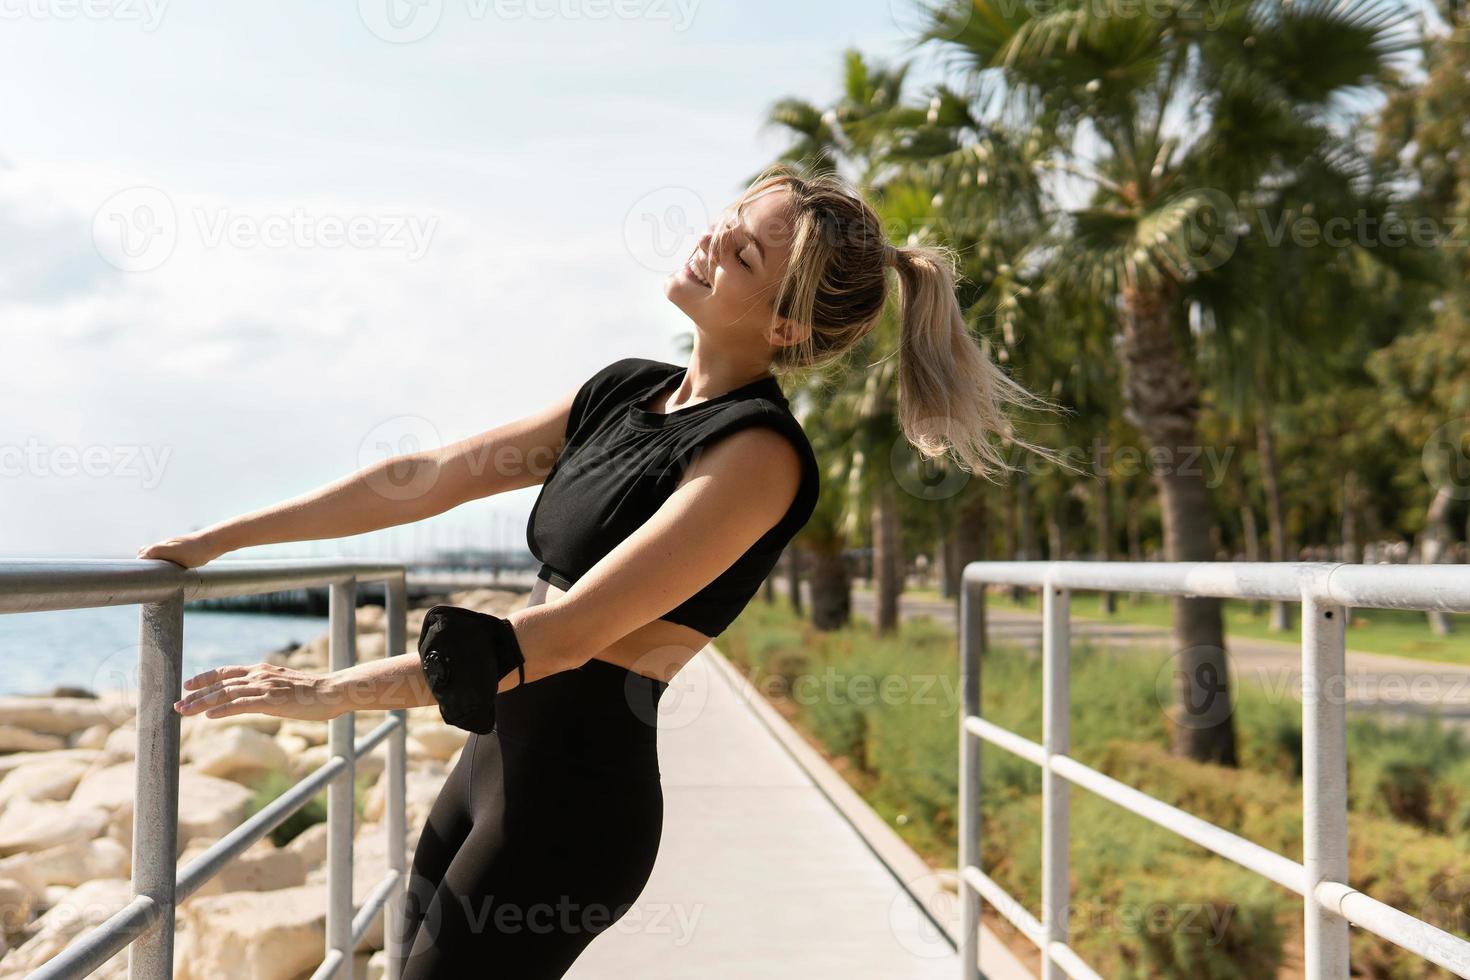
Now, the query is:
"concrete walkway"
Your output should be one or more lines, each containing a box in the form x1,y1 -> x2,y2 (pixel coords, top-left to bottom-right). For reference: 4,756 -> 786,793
569,643 -> 1033,980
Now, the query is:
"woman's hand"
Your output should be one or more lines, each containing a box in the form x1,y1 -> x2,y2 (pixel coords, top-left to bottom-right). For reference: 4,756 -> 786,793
137,532 -> 225,569
173,662 -> 344,722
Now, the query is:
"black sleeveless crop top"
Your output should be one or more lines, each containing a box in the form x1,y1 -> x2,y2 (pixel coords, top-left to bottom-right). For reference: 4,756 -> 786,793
525,357 -> 821,637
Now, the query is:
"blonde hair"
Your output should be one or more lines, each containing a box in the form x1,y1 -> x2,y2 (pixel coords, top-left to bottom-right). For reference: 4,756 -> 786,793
724,162 -> 1076,482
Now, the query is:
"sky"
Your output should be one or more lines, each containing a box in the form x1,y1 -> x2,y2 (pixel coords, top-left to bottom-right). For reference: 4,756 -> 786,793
2,0 -> 951,560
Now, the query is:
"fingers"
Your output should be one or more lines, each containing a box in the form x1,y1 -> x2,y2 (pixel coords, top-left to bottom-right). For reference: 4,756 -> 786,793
183,664 -> 252,690
175,680 -> 263,717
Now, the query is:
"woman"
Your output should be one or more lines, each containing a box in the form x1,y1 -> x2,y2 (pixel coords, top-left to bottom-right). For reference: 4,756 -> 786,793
138,163 -> 1061,977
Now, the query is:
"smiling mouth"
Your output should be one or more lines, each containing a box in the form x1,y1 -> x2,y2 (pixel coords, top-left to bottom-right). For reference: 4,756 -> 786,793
684,253 -> 711,289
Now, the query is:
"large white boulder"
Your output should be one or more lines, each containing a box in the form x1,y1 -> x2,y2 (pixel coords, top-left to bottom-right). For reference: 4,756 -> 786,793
0,798 -> 110,857
184,725 -> 290,782
0,877 -> 132,978
0,757 -> 93,807
68,762 -> 255,854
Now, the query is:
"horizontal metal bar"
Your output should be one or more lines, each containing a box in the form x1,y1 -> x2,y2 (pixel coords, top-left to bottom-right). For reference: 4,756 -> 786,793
310,949 -> 347,980
964,715 -> 1046,767
959,866 -> 1104,980
961,865 -> 1045,947
961,560 -> 1470,613
1316,880 -> 1470,976
0,558 -> 406,613
177,754 -> 348,900
351,869 -> 404,946
25,894 -> 160,980
1048,755 -> 1308,896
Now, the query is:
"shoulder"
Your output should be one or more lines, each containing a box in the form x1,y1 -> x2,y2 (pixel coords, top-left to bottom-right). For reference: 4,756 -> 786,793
676,399 -> 821,545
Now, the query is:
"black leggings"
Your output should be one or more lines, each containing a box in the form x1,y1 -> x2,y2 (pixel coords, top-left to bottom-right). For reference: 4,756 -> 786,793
391,656 -> 668,979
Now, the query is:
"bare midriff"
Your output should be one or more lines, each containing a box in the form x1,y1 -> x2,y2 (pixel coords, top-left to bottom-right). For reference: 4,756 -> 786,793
525,576 -> 709,684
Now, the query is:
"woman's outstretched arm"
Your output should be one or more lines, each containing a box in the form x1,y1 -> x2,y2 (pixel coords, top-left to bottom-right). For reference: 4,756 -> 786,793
171,422 -> 802,722
138,383 -> 580,568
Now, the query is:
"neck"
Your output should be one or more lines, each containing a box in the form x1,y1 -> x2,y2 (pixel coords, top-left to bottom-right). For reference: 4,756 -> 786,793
667,348 -> 773,410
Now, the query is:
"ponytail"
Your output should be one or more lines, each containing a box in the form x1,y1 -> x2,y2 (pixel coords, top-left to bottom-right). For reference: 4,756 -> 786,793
890,243 -> 1078,481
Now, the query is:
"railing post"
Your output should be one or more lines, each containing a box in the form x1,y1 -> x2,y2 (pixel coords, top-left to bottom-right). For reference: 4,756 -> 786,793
1041,583 -> 1071,980
327,579 -> 358,978
129,592 -> 184,980
959,574 -> 985,978
1302,593 -> 1350,979
384,574 -> 409,980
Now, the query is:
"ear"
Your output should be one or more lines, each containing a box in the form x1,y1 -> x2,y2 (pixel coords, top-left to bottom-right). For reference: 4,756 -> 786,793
767,313 -> 811,350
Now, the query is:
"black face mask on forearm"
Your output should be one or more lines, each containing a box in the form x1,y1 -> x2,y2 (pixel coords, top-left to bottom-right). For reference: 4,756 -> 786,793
416,604 -> 527,734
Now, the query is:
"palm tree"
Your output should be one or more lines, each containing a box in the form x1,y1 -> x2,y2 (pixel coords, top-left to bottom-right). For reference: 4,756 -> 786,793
909,0 -> 1417,763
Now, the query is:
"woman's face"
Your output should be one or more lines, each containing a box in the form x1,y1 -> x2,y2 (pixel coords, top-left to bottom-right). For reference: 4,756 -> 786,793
663,187 -> 799,350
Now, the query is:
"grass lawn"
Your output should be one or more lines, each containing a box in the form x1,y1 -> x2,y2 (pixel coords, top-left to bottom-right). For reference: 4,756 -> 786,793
854,583 -> 1470,667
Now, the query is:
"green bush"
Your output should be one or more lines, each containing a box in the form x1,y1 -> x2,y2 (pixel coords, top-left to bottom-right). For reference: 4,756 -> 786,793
721,598 -> 1470,978
244,766 -> 375,848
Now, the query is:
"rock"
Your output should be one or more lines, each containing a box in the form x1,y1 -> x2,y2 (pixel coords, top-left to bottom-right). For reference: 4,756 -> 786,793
361,762 -> 447,831
185,725 -> 289,782
181,712 -> 282,746
173,882 -> 331,980
302,819 -> 412,952
0,837 -> 129,896
0,876 -> 32,931
0,726 -> 65,753
71,722 -> 112,749
0,758 -> 92,807
98,725 -> 136,763
404,725 -> 464,764
284,821 -> 330,872
0,697 -> 115,738
68,762 -> 255,855
177,835 -> 306,895
278,720 -> 327,747
0,877 -> 132,977
275,733 -> 311,757
0,748 -> 102,779
0,798 -> 110,857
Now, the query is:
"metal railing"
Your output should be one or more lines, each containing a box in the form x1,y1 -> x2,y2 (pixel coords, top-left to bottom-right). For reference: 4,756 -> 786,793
956,560 -> 1470,980
0,559 -> 411,980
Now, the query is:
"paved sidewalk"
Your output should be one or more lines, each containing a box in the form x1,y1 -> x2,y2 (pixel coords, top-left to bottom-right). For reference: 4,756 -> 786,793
569,643 -> 1032,979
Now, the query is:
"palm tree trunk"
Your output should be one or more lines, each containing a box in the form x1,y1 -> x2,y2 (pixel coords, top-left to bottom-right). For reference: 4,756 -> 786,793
953,487 -> 988,629
1094,474 -> 1116,614
1120,281 -> 1238,766
1256,412 -> 1294,632
810,546 -> 851,630
873,481 -> 902,634
1421,485 -> 1455,636
785,544 -> 803,616
1228,460 -> 1264,616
